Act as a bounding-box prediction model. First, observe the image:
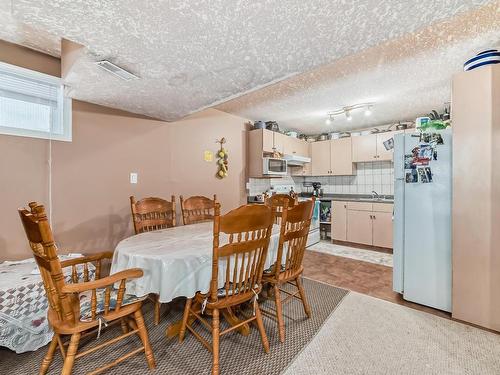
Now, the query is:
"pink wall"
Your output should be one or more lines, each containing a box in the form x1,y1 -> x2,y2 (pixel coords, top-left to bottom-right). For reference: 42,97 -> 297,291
0,40 -> 59,260
50,102 -> 249,255
0,41 -> 249,260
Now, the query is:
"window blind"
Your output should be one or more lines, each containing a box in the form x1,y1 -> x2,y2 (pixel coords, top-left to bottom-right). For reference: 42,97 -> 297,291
0,62 -> 71,141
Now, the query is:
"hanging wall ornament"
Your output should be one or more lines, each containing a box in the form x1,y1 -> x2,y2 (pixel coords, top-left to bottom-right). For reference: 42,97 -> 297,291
216,138 -> 228,179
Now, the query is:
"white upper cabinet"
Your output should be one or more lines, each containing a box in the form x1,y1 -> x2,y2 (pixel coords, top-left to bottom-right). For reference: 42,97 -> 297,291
311,140 -> 331,176
352,130 -> 402,162
311,138 -> 355,176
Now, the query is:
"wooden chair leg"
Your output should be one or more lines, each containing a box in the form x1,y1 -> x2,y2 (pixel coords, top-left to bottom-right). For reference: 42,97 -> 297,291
179,298 -> 192,343
273,284 -> 286,343
61,333 -> 80,375
120,318 -> 129,333
134,309 -> 156,369
39,334 -> 58,375
254,304 -> 270,353
296,277 -> 311,318
154,295 -> 161,325
211,308 -> 220,375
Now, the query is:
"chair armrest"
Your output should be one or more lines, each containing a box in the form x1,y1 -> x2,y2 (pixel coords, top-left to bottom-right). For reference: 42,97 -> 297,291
60,251 -> 114,268
61,268 -> 143,294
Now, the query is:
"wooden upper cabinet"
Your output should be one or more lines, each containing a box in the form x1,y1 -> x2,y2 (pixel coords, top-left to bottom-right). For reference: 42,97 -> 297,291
331,201 -> 347,241
311,139 -> 355,176
331,138 -> 354,175
261,129 -> 274,153
352,131 -> 401,162
376,130 -> 402,161
273,132 -> 287,154
352,133 -> 377,162
295,138 -> 310,157
311,140 -> 331,176
283,136 -> 309,158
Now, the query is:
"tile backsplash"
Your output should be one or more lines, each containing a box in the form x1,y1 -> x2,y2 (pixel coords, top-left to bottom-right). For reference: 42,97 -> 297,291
247,161 -> 394,196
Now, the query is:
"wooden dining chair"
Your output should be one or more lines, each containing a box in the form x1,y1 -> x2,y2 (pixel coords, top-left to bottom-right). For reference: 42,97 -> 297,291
178,203 -> 274,375
18,202 -> 155,375
130,195 -> 175,324
265,193 -> 297,224
130,195 -> 176,233
262,198 -> 314,343
179,194 -> 217,225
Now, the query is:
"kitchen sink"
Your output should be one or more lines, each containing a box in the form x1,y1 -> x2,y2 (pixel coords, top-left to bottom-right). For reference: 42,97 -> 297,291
357,197 -> 393,203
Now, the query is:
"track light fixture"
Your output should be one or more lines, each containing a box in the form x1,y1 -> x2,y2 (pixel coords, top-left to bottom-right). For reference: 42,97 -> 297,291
326,102 -> 375,123
364,105 -> 372,117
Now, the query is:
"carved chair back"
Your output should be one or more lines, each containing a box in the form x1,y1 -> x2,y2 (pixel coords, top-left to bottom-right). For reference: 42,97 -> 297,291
180,194 -> 217,225
265,193 -> 297,224
18,203 -> 90,326
209,203 -> 274,304
270,199 -> 314,280
130,196 -> 176,234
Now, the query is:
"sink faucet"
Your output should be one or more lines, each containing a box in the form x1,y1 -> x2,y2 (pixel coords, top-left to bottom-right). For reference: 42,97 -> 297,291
371,190 -> 380,199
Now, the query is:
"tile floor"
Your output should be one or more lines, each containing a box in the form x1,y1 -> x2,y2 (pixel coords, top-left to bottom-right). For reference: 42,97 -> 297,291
309,240 -> 393,267
303,247 -> 451,319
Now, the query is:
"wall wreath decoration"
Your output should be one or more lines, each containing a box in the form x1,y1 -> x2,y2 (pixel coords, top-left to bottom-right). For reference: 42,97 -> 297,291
216,138 -> 228,179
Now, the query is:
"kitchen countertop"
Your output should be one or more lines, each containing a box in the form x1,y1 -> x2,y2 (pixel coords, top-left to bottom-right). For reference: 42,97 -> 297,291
299,193 -> 394,204
247,194 -> 394,204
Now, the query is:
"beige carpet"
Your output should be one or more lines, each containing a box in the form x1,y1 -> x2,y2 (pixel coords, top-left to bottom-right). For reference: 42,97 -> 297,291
284,291 -> 500,375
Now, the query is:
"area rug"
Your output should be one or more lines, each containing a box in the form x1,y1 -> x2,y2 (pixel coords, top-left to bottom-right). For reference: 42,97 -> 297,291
308,240 -> 393,267
1,278 -> 348,374
283,292 -> 500,375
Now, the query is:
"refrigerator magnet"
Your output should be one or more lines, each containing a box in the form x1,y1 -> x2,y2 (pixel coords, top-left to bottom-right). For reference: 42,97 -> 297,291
404,155 -> 415,169
383,137 -> 394,151
424,167 -> 433,182
418,167 -> 429,183
405,170 -> 418,183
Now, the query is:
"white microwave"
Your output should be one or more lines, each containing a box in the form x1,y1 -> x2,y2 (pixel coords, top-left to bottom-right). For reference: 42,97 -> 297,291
263,157 -> 287,175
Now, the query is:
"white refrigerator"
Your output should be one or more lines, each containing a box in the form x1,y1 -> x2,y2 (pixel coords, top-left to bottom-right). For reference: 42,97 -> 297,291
393,129 -> 452,312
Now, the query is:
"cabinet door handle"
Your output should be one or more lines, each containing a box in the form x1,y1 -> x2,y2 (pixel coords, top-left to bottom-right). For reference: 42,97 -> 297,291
373,215 -> 376,219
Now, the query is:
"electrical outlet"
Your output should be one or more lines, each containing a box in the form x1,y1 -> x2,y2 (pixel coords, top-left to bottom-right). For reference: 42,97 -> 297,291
130,172 -> 138,184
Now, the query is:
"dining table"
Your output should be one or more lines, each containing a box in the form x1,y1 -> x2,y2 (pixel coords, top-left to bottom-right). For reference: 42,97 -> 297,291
111,221 -> 281,336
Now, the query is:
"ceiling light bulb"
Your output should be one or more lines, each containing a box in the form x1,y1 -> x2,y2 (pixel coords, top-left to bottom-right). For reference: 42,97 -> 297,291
345,111 -> 352,121
325,116 -> 332,125
364,106 -> 372,116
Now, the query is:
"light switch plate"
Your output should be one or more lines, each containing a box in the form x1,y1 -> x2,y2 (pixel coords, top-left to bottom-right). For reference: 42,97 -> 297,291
130,172 -> 138,184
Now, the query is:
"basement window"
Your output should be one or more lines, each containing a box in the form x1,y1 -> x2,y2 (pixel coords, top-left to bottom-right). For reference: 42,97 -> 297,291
0,62 -> 71,141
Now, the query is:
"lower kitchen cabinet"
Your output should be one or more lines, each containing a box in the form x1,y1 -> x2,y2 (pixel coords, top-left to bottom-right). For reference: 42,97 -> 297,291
331,200 -> 393,248
372,211 -> 393,248
346,209 -> 373,245
331,201 -> 347,241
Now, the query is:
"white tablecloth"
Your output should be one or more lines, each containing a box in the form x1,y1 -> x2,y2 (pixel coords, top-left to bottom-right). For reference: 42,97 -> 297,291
111,222 -> 280,303
0,256 -> 94,353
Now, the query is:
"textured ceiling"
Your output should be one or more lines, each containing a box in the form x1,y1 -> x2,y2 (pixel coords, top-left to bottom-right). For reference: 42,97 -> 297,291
0,0 -> 60,56
2,0 -> 496,124
217,2 -> 500,133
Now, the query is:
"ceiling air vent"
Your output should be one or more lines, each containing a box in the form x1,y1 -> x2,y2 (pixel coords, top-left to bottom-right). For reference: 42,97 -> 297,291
95,60 -> 139,81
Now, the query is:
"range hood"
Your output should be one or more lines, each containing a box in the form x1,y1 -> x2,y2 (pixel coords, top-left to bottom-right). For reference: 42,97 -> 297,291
283,154 -> 311,165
